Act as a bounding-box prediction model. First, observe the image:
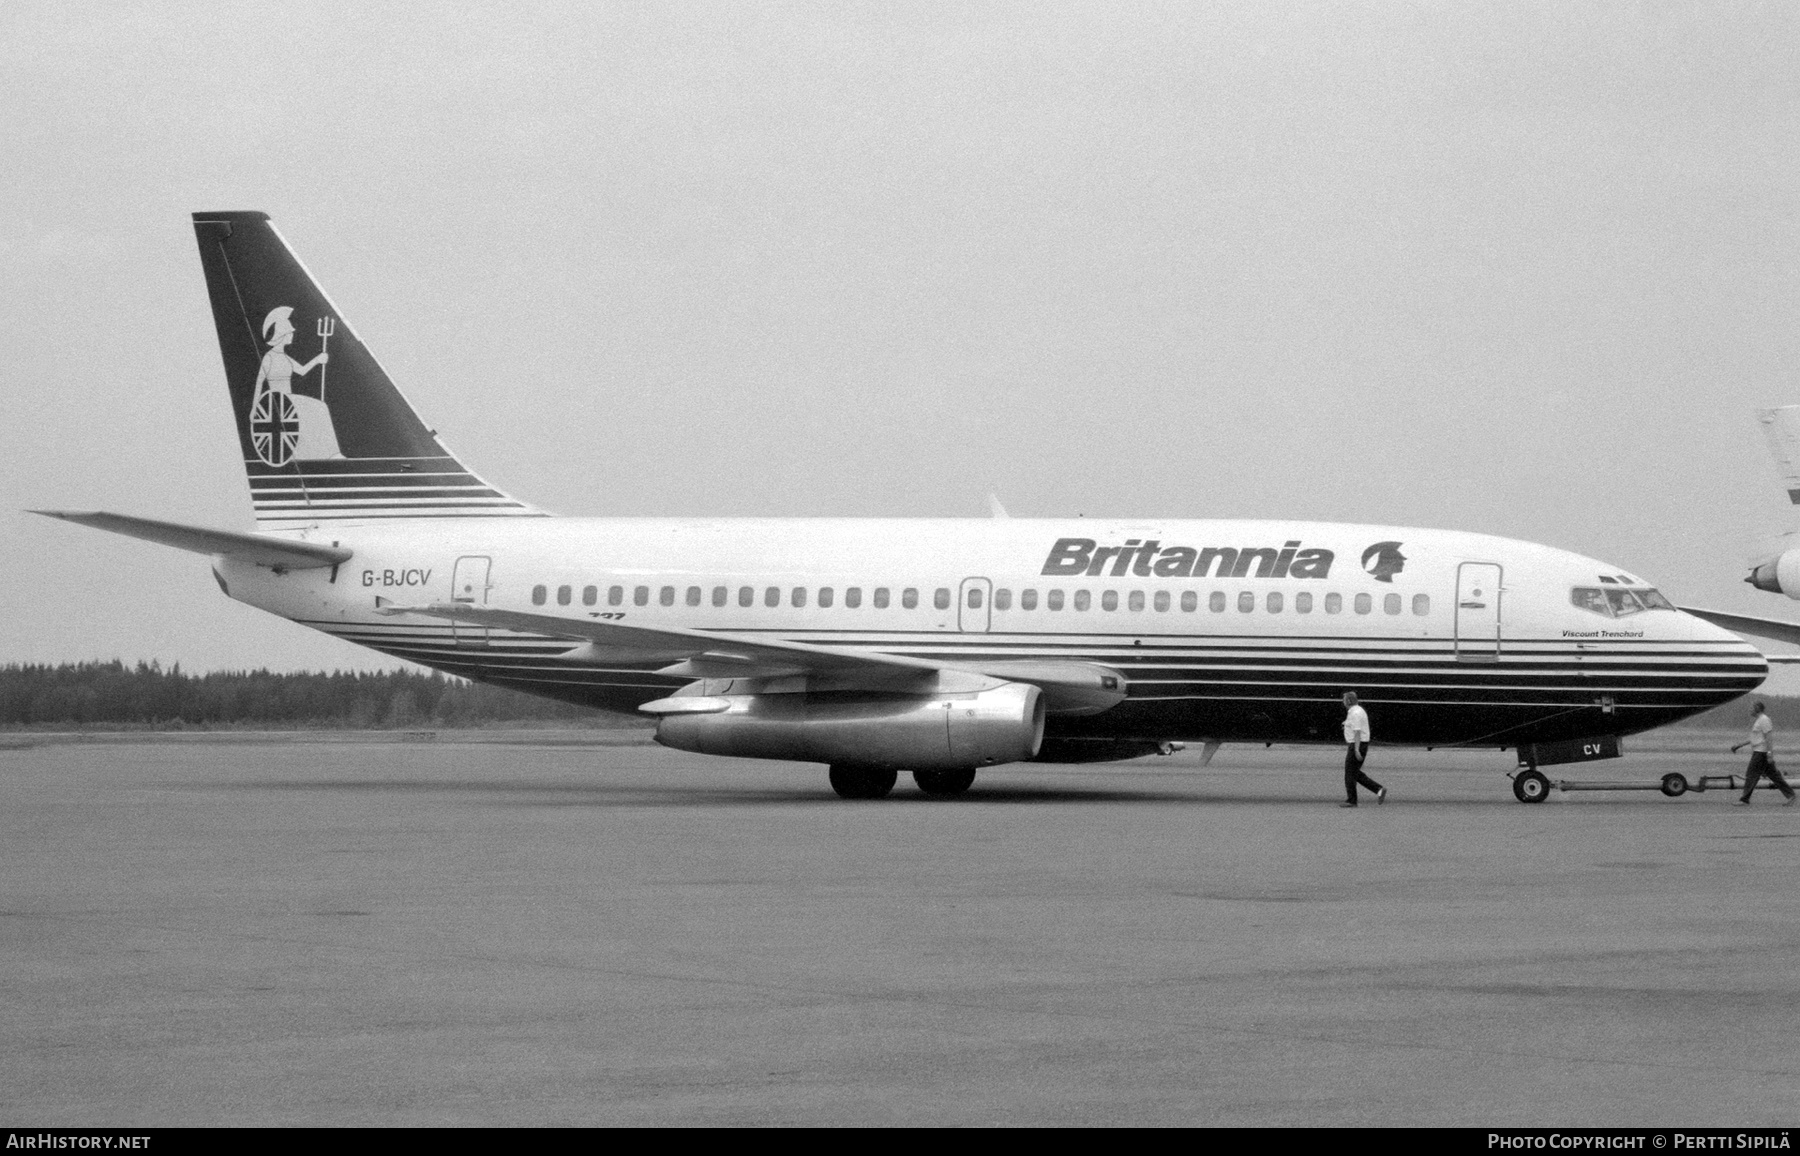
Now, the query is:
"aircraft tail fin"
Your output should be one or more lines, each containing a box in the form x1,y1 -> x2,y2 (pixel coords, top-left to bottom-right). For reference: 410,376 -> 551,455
1756,406 -> 1800,505
190,212 -> 543,525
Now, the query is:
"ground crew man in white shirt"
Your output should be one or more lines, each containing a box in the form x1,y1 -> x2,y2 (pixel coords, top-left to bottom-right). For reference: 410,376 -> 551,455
1340,691 -> 1386,807
1731,701 -> 1795,805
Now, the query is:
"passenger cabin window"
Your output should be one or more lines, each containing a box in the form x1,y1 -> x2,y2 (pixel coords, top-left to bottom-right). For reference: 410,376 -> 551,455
1384,593 -> 1401,615
874,588 -> 890,609
1237,592 -> 1254,613
660,586 -> 675,607
994,589 -> 1011,611
846,587 -> 863,608
582,585 -> 597,606
609,585 -> 624,607
634,586 -> 649,607
1413,594 -> 1430,616
1267,592 -> 1283,613
686,586 -> 701,607
1296,592 -> 1313,613
1209,592 -> 1226,612
1152,591 -> 1168,612
1102,590 -> 1118,611
792,587 -> 807,608
934,588 -> 950,610
1019,589 -> 1036,610
1354,593 -> 1371,615
765,586 -> 780,608
819,587 -> 834,608
713,586 -> 727,607
557,585 -> 571,606
531,584 -> 547,606
739,586 -> 754,608
902,588 -> 919,609
1181,591 -> 1197,612
1074,590 -> 1091,611
1325,593 -> 1342,614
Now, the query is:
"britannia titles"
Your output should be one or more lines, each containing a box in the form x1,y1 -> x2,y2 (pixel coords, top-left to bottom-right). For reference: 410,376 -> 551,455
1041,537 -> 1335,580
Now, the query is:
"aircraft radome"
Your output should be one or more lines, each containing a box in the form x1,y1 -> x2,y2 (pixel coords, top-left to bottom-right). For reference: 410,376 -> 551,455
33,212 -> 1768,802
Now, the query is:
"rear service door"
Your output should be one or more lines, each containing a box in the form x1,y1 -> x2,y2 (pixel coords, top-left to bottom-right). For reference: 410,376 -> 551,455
1455,562 -> 1502,662
450,555 -> 491,648
959,577 -> 992,632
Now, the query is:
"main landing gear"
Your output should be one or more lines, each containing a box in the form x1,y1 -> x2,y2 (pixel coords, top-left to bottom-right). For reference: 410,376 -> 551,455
913,767 -> 977,797
828,765 -> 897,799
827,765 -> 978,799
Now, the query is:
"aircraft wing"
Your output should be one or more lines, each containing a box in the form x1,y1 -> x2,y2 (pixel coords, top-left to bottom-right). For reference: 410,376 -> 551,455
31,510 -> 351,570
1680,606 -> 1800,660
389,602 -> 1125,711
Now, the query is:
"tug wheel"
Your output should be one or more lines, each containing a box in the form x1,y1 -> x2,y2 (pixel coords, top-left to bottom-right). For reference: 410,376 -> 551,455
1660,773 -> 1689,798
1513,770 -> 1550,804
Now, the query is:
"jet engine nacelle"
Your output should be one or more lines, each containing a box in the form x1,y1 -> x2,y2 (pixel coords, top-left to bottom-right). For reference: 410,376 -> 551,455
653,682 -> 1045,769
1748,550 -> 1800,600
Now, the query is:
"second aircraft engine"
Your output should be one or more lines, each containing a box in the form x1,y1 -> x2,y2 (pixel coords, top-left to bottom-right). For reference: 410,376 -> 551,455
653,681 -> 1045,769
1749,549 -> 1800,599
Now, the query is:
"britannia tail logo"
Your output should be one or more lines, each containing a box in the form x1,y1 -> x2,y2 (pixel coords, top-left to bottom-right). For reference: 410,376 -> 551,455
249,305 -> 343,466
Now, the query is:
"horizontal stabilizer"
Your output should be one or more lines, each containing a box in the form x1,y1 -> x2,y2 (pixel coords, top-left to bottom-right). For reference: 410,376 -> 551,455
1680,606 -> 1800,649
30,511 -> 351,570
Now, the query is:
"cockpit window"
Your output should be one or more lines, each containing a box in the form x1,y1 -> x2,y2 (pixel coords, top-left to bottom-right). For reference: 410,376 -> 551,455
1572,586 -> 1674,617
1572,588 -> 1609,615
1605,588 -> 1645,616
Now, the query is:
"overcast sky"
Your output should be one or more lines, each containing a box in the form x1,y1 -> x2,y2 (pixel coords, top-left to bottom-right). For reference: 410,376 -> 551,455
4,1 -> 1800,688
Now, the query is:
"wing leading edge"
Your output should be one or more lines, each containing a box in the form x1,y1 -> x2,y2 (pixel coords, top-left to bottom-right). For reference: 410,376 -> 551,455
386,602 -> 1127,712
1680,606 -> 1800,663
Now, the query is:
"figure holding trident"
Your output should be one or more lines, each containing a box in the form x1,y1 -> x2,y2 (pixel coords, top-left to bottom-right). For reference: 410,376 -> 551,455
252,306 -> 343,460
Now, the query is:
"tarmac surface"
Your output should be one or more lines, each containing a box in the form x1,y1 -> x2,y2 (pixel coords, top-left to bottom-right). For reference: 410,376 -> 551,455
4,730 -> 1800,1127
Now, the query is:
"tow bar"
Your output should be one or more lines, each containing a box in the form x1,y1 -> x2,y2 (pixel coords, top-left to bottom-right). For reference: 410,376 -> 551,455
1508,770 -> 1741,800
1568,772 -> 1739,798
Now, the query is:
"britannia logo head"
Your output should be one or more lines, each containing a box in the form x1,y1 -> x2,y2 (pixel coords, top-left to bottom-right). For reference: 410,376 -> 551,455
1360,541 -> 1407,583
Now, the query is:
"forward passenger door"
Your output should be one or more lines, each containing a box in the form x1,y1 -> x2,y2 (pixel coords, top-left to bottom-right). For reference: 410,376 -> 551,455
1454,562 -> 1502,662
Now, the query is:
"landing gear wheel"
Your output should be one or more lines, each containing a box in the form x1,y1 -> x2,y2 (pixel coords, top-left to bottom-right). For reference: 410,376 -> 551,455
913,767 -> 978,797
1660,773 -> 1689,798
1513,769 -> 1550,804
828,764 -> 898,800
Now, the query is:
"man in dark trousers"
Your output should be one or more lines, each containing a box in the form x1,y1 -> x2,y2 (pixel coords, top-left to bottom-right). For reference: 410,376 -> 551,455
1340,691 -> 1386,807
1731,701 -> 1796,806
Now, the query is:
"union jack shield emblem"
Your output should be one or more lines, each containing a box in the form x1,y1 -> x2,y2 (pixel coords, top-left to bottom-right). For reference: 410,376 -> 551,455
249,391 -> 300,467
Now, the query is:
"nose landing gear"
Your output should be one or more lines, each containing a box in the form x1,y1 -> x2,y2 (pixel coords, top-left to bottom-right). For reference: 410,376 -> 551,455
1512,769 -> 1551,804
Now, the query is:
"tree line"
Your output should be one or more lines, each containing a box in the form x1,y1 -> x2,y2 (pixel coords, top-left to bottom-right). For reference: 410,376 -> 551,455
0,661 -> 627,728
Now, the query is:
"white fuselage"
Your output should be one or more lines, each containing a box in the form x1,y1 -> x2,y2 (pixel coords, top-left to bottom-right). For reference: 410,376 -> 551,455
215,516 -> 1767,750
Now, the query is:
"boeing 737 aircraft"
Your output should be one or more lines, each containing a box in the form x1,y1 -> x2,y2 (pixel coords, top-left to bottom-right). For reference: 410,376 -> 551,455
34,212 -> 1769,801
